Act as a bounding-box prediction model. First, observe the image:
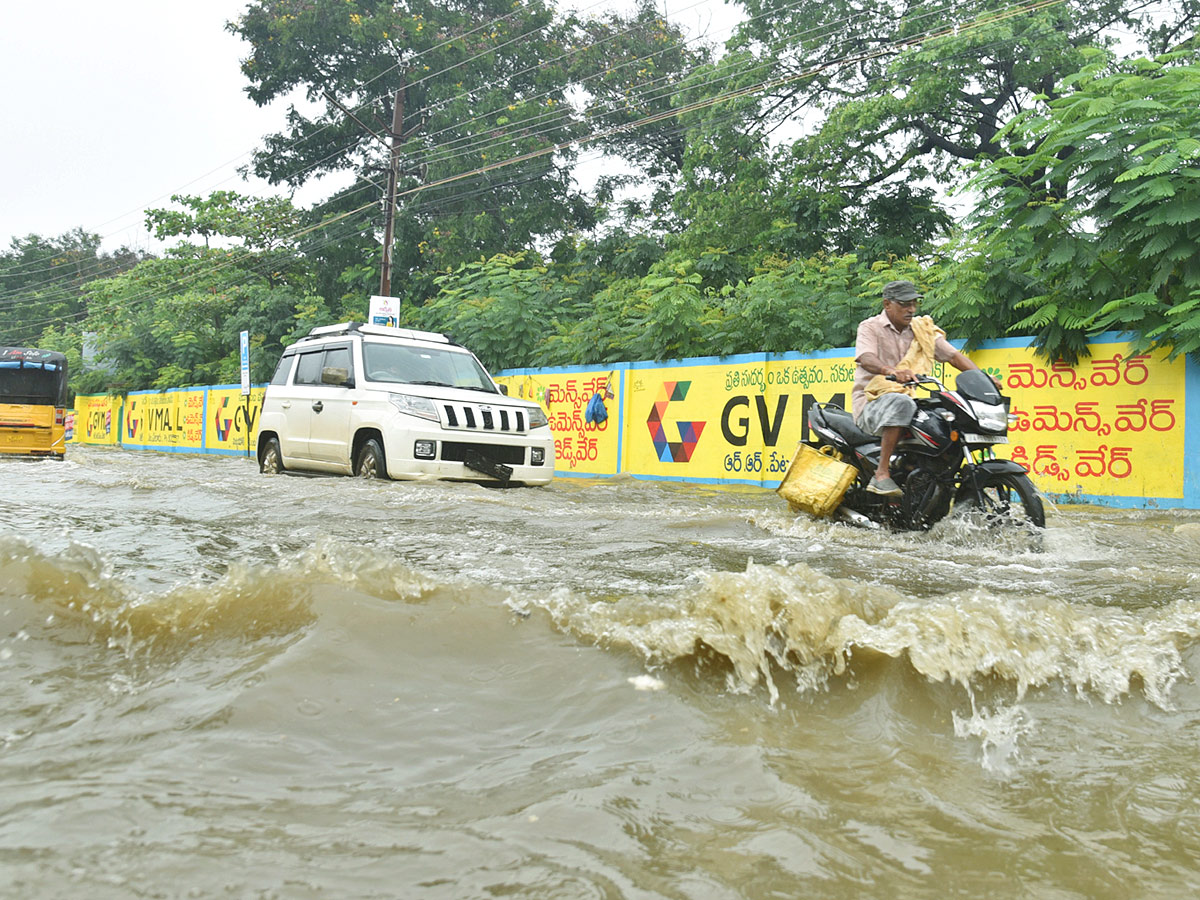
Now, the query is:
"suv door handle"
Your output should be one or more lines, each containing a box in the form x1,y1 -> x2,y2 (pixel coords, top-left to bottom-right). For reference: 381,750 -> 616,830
312,400 -> 324,413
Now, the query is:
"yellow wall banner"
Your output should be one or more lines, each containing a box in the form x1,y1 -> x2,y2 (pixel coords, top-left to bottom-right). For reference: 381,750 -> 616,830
975,342 -> 1188,502
60,333 -> 1200,509
496,369 -> 619,475
502,334 -> 1198,509
72,394 -> 122,445
625,355 -> 856,482
203,387 -> 266,454
123,390 -> 204,451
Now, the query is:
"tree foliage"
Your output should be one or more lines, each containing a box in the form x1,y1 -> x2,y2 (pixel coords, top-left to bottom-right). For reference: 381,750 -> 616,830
0,230 -> 147,350
77,193 -> 324,391
413,253 -> 561,372
944,47 -> 1200,362
4,2 -> 1200,392
401,243 -> 923,368
729,0 -> 1200,255
229,0 -> 698,303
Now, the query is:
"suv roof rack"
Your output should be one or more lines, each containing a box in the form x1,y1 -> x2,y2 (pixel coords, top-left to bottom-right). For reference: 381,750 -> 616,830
302,322 -> 453,345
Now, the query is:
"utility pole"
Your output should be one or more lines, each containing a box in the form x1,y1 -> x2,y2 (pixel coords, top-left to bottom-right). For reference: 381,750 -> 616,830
322,81 -> 410,298
379,82 -> 405,298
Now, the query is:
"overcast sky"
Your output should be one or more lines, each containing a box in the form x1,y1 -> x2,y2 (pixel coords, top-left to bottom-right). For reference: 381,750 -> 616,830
1,0 -> 742,256
0,1 -> 301,253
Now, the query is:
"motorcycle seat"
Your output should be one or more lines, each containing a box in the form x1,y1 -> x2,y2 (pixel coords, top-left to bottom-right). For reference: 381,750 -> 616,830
814,405 -> 878,447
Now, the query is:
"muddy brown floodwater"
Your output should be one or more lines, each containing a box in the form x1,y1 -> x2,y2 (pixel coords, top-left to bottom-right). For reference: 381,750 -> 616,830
3,445 -> 1200,899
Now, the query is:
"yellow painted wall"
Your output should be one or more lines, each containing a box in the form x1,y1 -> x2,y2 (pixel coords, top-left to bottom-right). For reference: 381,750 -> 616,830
72,394 -> 122,445
494,370 -> 619,475
980,344 -> 1186,501
203,387 -> 266,454
67,336 -> 1197,507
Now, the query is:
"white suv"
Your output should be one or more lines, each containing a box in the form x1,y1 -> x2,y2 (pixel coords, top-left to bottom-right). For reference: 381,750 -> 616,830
257,323 -> 554,485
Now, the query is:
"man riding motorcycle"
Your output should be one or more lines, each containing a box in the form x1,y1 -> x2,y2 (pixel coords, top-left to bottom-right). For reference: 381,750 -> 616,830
853,280 -> 998,497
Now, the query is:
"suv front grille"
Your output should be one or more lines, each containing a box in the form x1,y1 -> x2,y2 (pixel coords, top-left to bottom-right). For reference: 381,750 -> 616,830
440,442 -> 525,465
441,402 -> 526,434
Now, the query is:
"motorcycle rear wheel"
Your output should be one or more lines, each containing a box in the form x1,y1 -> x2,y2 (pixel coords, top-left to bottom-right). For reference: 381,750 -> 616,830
959,471 -> 1045,528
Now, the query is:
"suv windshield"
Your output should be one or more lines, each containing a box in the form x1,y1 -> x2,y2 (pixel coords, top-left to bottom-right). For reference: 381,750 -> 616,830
362,341 -> 495,391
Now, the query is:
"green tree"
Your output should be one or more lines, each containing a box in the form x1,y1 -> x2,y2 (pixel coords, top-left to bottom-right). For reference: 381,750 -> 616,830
566,2 -> 709,221
230,0 -> 698,304
944,48 -> 1200,362
705,254 -> 922,355
723,0 -> 1198,258
536,263 -> 709,365
412,252 -> 563,371
145,190 -> 307,253
81,193 -> 325,390
667,50 -> 780,270
0,229 -> 147,348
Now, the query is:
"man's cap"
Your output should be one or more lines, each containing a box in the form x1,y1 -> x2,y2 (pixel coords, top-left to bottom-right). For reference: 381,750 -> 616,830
882,280 -> 922,302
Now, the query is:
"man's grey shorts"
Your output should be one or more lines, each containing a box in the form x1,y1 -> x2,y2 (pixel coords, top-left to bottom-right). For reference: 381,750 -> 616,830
855,393 -> 917,435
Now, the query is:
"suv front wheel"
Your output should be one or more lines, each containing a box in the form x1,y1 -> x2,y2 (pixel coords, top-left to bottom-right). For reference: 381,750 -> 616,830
355,438 -> 387,479
260,436 -> 285,474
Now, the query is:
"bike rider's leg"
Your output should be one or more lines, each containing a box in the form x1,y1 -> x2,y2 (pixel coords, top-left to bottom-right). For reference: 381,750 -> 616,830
856,393 -> 915,497
876,425 -> 902,480
865,425 -> 904,496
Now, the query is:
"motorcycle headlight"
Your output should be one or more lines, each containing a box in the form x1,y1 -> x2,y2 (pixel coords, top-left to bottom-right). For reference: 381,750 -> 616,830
389,393 -> 440,422
970,401 -> 1008,432
527,406 -> 549,429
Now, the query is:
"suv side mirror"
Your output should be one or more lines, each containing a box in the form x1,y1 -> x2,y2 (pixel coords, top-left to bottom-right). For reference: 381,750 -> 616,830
496,382 -> 508,395
322,366 -> 353,387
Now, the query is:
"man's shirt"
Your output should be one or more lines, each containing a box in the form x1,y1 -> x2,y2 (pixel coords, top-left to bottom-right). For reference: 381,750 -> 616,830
852,310 -> 956,415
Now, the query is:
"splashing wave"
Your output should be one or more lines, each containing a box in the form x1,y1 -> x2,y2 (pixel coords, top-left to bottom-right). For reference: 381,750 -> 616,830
535,561 -> 1200,708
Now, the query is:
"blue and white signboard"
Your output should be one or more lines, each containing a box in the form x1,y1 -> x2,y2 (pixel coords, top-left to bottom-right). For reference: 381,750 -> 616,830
239,330 -> 250,396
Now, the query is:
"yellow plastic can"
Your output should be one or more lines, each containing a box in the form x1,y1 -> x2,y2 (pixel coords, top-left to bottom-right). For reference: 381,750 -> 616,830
775,443 -> 857,517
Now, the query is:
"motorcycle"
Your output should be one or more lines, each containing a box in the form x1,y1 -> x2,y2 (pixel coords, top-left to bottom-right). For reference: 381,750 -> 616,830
806,368 -> 1045,531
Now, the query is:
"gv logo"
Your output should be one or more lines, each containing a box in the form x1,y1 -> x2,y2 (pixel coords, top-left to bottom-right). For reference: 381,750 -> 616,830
646,381 -> 706,463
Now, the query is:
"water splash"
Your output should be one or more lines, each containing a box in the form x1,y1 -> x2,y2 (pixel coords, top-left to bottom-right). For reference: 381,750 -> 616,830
952,697 -> 1034,775
536,560 -> 1200,710
838,591 -> 1200,708
0,535 -> 439,662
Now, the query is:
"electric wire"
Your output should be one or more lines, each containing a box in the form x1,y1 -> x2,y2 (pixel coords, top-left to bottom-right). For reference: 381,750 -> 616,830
0,0 -> 833,291
0,0 -> 612,284
0,0 -> 1159,332
0,0 -> 1138,288
406,0 -> 992,175
0,0 -> 1099,321
1,152 -> 601,342
0,0 -> 1099,338
0,0 -> 1074,295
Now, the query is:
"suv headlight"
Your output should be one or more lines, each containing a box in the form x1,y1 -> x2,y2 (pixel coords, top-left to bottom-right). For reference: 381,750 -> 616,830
389,393 -> 440,422
527,406 -> 549,429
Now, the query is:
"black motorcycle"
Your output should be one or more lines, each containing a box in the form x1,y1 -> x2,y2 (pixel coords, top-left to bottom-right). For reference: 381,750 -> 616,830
806,369 -> 1045,531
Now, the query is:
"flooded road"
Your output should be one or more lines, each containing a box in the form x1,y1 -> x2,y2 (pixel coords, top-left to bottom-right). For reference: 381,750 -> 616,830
3,445 -> 1200,898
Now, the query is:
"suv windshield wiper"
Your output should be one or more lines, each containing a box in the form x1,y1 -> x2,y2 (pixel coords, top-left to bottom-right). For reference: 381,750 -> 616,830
401,380 -> 495,392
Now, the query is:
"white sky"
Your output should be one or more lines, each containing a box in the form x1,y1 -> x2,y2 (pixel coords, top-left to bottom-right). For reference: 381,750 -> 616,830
0,0 -> 301,253
0,0 -> 744,256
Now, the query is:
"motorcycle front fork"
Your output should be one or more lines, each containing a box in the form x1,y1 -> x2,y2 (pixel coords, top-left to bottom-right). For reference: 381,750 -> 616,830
959,445 -> 997,501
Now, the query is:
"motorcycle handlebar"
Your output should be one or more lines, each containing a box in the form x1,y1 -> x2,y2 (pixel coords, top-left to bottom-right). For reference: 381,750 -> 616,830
884,374 -> 942,388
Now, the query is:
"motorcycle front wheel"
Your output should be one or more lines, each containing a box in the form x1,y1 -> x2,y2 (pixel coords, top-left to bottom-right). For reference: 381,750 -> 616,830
959,471 -> 1046,529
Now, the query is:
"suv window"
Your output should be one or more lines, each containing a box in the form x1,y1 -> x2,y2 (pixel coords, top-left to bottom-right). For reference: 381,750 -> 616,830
362,341 -> 493,391
294,350 -> 325,386
324,346 -> 352,378
270,353 -> 294,386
